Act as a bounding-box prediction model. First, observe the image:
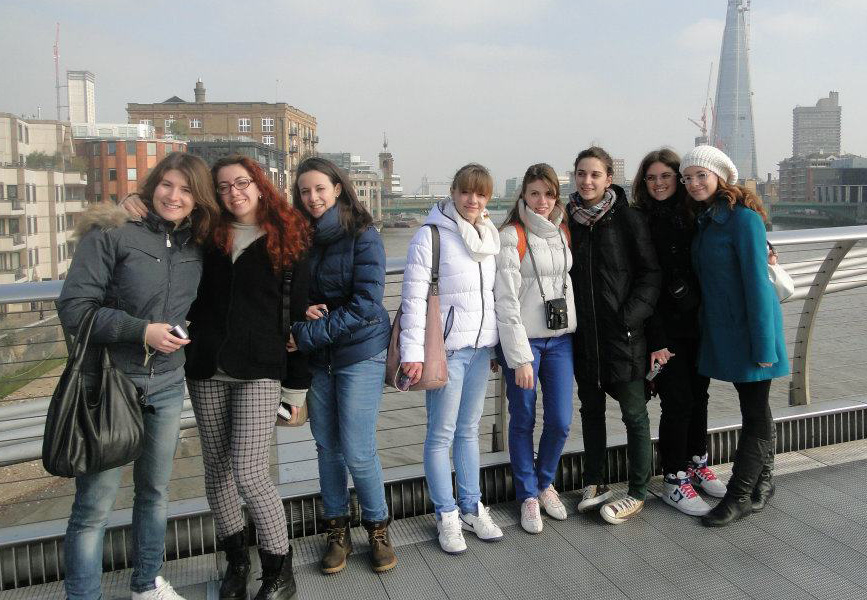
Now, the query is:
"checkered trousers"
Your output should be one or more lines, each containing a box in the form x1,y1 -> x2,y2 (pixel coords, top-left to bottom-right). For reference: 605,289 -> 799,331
187,378 -> 289,554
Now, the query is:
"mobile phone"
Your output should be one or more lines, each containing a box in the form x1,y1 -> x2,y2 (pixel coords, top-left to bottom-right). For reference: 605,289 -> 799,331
396,371 -> 412,392
276,402 -> 293,422
646,361 -> 662,381
168,324 -> 189,340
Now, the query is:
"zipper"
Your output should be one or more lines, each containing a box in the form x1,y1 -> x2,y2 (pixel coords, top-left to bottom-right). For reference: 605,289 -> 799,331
587,224 -> 602,388
473,262 -> 484,349
165,232 -> 171,248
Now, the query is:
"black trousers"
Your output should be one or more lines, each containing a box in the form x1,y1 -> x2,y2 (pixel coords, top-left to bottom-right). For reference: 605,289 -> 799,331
656,337 -> 711,474
733,379 -> 774,440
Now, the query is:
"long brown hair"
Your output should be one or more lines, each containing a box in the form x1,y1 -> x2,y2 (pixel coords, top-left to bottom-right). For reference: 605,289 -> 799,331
631,148 -> 700,223
138,152 -> 219,244
211,155 -> 311,271
502,163 -> 561,229
716,179 -> 768,222
292,157 -> 372,235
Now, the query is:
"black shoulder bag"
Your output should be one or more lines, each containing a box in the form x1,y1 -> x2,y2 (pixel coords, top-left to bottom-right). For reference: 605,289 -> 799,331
42,308 -> 145,477
526,229 -> 570,330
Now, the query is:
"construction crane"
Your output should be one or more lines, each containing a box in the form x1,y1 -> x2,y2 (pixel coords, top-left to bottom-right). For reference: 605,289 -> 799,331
688,62 -> 714,147
54,23 -> 62,121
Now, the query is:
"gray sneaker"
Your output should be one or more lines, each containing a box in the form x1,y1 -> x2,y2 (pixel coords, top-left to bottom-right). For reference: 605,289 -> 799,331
577,484 -> 613,513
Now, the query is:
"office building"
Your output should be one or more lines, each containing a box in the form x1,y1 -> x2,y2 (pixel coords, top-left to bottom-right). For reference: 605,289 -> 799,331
67,71 -> 96,125
187,140 -> 288,192
793,92 -> 842,157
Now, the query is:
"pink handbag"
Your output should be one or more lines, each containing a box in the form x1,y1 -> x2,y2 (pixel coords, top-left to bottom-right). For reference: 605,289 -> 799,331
385,225 -> 448,391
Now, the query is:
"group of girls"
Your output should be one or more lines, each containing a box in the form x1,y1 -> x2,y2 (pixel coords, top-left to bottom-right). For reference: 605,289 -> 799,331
56,140 -> 788,598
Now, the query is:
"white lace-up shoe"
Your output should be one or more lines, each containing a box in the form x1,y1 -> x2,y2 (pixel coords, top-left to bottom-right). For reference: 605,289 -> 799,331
538,485 -> 568,520
131,576 -> 186,600
689,454 -> 728,498
576,484 -> 613,513
460,501 -> 504,541
663,471 -> 712,516
437,509 -> 467,554
521,497 -> 543,534
600,495 -> 645,525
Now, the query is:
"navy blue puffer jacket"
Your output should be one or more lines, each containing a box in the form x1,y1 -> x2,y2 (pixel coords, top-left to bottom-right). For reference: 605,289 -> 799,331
291,205 -> 391,368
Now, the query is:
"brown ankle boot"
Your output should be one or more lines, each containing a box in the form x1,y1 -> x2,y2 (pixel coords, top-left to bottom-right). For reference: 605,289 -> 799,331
362,518 -> 397,573
320,516 -> 352,574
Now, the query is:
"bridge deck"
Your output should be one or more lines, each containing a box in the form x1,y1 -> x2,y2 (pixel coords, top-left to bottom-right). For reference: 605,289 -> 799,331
4,438 -> 866,600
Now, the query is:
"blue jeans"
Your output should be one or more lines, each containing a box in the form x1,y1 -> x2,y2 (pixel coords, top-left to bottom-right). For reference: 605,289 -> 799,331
497,335 -> 574,502
424,347 -> 491,516
308,349 -> 389,522
64,380 -> 185,599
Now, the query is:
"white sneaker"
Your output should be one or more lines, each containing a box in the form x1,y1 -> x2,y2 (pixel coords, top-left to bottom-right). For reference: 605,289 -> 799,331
437,509 -> 467,554
460,501 -> 504,541
600,495 -> 645,525
520,497 -> 543,534
131,576 -> 186,600
538,485 -> 568,520
663,471 -> 712,516
689,454 -> 728,498
576,484 -> 613,513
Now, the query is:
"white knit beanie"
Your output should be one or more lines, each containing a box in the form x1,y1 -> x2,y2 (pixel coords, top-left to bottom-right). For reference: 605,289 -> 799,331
679,145 -> 738,184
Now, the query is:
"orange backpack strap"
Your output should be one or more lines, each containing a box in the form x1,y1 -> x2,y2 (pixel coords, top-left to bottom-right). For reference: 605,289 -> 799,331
514,223 -> 528,262
560,222 -> 571,247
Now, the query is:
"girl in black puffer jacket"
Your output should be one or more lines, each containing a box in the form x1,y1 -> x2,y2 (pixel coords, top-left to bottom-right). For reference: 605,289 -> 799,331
633,149 -> 727,519
568,146 -> 661,525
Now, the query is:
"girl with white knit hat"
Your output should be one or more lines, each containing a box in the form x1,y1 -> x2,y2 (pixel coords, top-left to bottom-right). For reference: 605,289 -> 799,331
681,145 -> 789,527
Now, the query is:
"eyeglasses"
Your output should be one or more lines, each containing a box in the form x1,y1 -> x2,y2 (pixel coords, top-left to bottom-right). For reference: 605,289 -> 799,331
680,172 -> 713,186
217,178 -> 252,195
644,172 -> 675,184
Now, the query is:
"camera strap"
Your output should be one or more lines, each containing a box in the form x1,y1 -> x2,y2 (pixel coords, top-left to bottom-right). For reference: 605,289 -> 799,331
525,227 -> 568,302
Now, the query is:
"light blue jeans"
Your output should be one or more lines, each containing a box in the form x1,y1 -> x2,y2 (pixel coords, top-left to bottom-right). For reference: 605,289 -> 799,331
308,349 -> 389,522
64,380 -> 185,599
424,347 -> 491,516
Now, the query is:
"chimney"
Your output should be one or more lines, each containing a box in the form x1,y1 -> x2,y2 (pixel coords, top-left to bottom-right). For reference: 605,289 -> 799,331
194,79 -> 206,103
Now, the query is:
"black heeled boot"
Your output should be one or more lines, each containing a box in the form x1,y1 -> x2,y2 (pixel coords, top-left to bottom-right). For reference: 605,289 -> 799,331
254,547 -> 296,600
752,430 -> 776,511
219,529 -> 251,600
702,436 -> 770,527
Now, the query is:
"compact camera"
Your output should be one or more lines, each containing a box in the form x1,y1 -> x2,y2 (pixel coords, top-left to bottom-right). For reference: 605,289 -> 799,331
545,298 -> 569,331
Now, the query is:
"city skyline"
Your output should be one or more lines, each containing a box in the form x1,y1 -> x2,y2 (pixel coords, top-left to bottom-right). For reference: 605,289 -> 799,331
2,1 -> 865,192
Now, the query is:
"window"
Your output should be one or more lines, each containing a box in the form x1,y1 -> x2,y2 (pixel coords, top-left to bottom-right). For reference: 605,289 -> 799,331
0,184 -> 3,200
262,118 -> 274,132
17,123 -> 23,142
6,185 -> 16,200
140,119 -> 153,127
93,168 -> 101,181
108,169 -> 117,181
94,193 -> 102,203
91,143 -> 101,156
24,126 -> 29,144
263,135 -> 275,146
27,216 -> 38,235
55,185 -> 63,203
238,118 -> 251,133
190,118 -> 202,129
127,168 -> 137,180
107,142 -> 116,156
110,194 -> 117,203
28,248 -> 40,266
126,141 -> 137,155
164,118 -> 175,131
25,185 -> 31,203
358,189 -> 366,197
147,143 -> 156,156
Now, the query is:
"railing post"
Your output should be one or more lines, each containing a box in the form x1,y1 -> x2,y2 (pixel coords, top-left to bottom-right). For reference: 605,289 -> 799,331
789,239 -> 857,405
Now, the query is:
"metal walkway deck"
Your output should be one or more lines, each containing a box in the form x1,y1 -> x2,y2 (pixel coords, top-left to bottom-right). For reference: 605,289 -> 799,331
4,439 -> 866,600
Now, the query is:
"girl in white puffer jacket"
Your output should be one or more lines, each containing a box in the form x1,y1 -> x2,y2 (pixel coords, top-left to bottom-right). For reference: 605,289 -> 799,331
494,163 -> 576,535
399,164 -> 503,555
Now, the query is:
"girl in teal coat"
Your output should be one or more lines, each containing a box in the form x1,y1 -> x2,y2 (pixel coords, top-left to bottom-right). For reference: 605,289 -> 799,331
682,145 -> 789,527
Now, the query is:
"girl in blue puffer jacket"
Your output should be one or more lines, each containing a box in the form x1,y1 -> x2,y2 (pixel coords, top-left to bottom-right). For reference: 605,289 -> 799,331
290,157 -> 396,575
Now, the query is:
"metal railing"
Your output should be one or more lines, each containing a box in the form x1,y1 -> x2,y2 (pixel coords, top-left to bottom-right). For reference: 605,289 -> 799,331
1,225 -> 867,590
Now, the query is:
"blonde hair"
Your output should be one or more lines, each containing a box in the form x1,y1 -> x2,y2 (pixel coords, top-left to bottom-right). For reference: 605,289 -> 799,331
451,163 -> 494,199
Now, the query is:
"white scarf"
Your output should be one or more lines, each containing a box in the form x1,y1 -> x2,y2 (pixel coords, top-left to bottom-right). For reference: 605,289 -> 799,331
441,200 -> 501,262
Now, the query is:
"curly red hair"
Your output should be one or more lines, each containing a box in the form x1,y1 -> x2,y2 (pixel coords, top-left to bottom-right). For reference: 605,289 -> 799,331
211,155 -> 311,271
716,179 -> 768,223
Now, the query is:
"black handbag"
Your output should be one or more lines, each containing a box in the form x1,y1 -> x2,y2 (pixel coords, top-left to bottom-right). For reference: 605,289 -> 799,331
42,308 -> 145,477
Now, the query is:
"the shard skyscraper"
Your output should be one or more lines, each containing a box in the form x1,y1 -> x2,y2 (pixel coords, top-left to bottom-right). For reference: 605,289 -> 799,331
712,0 -> 758,180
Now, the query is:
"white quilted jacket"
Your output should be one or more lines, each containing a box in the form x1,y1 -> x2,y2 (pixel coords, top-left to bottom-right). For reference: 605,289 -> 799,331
399,203 -> 498,363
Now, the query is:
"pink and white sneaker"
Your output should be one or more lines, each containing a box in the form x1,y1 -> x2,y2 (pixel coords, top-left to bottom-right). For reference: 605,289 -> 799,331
688,454 -> 727,498
663,472 -> 711,516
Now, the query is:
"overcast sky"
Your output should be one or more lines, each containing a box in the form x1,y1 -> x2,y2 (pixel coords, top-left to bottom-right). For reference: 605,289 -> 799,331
3,0 -> 865,194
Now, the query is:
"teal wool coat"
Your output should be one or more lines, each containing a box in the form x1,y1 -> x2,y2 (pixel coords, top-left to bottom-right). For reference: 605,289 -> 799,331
692,201 -> 790,383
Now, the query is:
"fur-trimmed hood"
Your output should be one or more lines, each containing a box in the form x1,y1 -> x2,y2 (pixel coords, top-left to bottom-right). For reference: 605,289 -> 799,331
73,202 -> 134,239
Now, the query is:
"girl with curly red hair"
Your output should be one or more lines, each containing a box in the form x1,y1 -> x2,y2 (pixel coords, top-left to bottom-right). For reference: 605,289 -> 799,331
183,155 -> 310,599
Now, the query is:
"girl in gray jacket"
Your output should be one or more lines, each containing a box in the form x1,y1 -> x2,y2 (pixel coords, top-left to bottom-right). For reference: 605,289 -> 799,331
494,163 -> 576,534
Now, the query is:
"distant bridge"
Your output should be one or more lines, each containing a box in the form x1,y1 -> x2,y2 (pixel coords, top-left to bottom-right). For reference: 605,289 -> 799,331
770,202 -> 867,227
